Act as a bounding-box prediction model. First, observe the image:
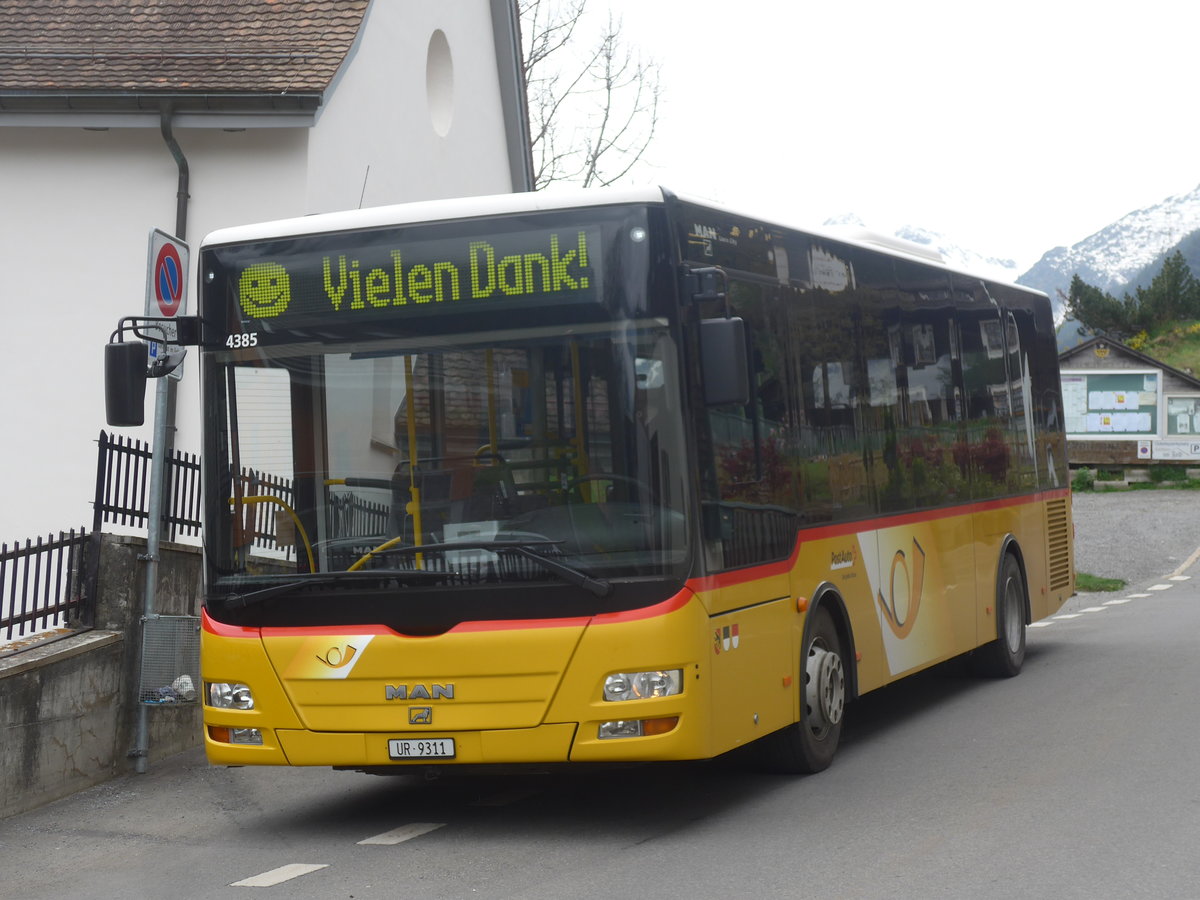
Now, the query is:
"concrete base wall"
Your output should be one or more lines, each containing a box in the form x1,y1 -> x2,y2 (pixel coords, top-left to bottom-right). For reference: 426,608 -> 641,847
0,534 -> 203,819
1067,439 -> 1141,466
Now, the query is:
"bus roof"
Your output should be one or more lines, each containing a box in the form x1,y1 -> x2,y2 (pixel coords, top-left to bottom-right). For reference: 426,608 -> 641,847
200,185 -> 1041,293
199,186 -> 669,249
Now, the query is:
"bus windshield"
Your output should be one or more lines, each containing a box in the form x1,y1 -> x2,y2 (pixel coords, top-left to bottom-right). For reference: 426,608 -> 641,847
206,319 -> 691,595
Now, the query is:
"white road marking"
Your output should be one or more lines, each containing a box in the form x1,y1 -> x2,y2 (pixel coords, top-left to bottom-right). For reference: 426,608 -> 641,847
231,864 -> 329,887
358,822 -> 446,845
1043,572 -> 1194,630
1172,545 -> 1200,577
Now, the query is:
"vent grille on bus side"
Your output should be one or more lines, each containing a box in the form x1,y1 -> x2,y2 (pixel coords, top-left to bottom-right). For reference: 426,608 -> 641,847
1045,497 -> 1072,591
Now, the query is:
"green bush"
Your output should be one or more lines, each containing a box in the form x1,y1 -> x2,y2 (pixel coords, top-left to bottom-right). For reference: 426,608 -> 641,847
1149,465 -> 1187,483
1071,468 -> 1095,492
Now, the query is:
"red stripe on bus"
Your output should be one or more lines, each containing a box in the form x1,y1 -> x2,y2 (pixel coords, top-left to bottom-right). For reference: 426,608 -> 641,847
201,609 -> 259,638
445,588 -> 694,631
687,488 -> 1071,592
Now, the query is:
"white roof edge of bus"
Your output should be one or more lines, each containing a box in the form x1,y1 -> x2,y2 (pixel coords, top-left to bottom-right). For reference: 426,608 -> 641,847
199,186 -> 670,248
822,227 -> 946,264
199,186 -> 1046,295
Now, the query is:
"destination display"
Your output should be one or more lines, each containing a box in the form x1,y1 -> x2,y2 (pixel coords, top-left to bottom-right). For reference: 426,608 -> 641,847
217,225 -> 602,340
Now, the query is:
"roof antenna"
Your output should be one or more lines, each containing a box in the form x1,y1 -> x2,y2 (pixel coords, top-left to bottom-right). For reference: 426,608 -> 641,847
359,165 -> 371,209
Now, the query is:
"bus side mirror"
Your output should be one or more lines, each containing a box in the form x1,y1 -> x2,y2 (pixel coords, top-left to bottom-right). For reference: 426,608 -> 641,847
105,341 -> 148,427
700,317 -> 750,407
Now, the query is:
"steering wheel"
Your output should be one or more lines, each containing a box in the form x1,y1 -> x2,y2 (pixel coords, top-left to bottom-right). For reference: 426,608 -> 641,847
474,444 -> 507,465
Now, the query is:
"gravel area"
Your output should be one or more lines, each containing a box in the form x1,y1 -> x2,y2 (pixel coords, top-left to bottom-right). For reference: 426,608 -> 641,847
1072,489 -> 1200,588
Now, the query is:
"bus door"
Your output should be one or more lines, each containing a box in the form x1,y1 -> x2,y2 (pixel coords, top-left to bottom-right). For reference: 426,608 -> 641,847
696,280 -> 801,751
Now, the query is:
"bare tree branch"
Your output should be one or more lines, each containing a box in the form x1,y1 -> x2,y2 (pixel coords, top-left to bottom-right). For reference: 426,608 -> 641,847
519,0 -> 660,190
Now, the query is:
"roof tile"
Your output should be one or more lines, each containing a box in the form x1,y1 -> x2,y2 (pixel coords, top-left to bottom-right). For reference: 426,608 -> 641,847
0,0 -> 370,93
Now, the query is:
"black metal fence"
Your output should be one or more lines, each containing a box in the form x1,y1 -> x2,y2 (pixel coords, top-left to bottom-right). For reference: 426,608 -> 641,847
92,430 -> 202,541
2,428 -> 197,649
0,529 -> 94,645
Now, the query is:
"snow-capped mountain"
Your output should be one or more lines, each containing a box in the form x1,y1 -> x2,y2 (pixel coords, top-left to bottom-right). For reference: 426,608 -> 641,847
820,215 -> 1020,283
1017,183 -> 1200,315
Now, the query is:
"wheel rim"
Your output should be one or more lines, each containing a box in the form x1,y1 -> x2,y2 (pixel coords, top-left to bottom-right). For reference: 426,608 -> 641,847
1002,573 -> 1023,652
805,638 -> 845,738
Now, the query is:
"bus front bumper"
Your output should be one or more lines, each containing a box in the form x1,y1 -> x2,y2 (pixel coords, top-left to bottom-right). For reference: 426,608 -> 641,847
205,713 -> 709,767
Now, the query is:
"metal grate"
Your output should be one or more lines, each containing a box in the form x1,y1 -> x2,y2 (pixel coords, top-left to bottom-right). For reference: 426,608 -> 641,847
1045,497 -> 1072,591
138,614 -> 200,705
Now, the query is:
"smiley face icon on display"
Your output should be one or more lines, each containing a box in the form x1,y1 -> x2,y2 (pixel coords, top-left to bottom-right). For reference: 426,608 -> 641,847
239,263 -> 292,318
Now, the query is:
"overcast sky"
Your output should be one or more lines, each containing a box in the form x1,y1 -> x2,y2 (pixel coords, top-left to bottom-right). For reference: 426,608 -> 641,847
596,0 -> 1199,270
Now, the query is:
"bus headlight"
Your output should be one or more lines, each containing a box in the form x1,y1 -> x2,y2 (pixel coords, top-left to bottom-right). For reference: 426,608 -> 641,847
207,682 -> 255,710
598,717 -> 679,739
602,669 -> 682,702
208,726 -> 264,745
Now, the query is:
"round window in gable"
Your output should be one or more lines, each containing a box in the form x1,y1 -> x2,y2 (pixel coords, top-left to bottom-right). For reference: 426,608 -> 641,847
426,29 -> 454,137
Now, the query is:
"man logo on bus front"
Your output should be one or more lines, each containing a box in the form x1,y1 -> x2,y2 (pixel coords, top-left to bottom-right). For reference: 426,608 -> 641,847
409,707 -> 433,725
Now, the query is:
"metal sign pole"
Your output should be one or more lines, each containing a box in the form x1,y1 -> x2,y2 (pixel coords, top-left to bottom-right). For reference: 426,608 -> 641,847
134,377 -> 170,774
134,229 -> 189,774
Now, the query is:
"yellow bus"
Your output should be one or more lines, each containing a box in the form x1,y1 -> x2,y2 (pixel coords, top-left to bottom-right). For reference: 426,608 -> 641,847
125,188 -> 1074,773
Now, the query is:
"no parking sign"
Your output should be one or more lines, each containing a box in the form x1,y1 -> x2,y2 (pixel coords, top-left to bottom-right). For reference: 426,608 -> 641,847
144,229 -> 190,378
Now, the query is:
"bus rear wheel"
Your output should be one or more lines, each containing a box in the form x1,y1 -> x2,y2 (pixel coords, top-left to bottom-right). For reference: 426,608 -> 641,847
974,552 -> 1027,678
758,605 -> 846,774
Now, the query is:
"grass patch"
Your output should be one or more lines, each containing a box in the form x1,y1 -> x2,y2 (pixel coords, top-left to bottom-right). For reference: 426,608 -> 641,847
1076,572 -> 1126,592
1149,465 -> 1188,483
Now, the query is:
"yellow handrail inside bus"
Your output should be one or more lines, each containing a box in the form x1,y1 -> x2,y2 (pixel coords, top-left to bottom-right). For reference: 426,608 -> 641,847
403,355 -> 423,566
229,495 -> 316,573
570,341 -> 592,499
485,348 -> 499,457
347,535 -> 410,572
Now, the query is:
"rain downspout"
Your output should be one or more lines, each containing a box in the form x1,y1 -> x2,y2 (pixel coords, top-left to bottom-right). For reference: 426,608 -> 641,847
134,108 -> 190,774
161,108 -> 190,241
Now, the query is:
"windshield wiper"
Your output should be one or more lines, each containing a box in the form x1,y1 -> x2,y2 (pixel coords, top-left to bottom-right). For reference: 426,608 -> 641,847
223,576 -> 345,610
376,540 -> 612,598
220,571 -> 442,610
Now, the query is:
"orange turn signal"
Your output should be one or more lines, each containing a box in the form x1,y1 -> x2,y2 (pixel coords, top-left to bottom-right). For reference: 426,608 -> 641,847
640,717 -> 679,736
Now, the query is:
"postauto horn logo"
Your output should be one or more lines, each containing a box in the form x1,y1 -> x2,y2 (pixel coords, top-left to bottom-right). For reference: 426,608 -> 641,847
239,263 -> 292,318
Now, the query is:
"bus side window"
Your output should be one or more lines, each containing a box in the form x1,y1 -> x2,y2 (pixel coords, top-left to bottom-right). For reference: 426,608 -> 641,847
955,289 -> 1012,499
873,297 -> 966,513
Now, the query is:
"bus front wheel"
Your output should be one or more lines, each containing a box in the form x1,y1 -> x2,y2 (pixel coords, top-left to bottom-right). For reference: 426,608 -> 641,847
758,605 -> 846,774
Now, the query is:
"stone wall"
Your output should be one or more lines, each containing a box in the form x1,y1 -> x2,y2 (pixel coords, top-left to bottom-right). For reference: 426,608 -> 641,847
0,534 -> 203,819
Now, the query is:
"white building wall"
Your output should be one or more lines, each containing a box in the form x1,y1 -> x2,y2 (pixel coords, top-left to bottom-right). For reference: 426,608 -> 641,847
0,0 -> 521,541
306,0 -> 516,211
